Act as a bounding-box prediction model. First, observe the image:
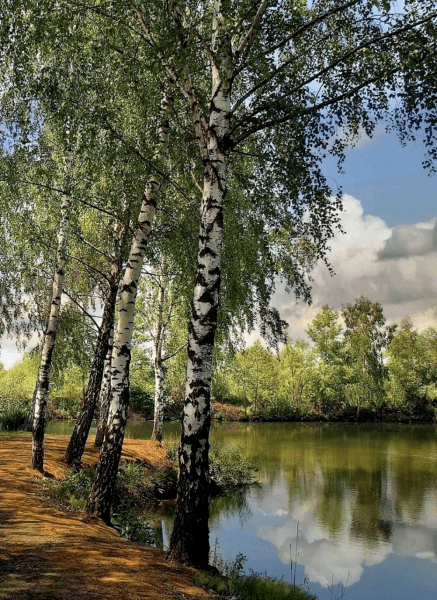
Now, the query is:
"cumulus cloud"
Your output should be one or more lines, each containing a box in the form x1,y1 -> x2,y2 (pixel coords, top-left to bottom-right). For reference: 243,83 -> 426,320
270,194 -> 437,342
378,222 -> 437,260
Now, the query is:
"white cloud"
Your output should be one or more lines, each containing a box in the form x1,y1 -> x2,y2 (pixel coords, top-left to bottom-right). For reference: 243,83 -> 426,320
0,329 -> 40,370
0,340 -> 23,369
271,194 -> 437,342
253,471 -> 437,589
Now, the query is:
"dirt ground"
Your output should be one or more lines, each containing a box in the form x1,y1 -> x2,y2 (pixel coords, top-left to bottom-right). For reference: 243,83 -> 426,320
0,433 -> 216,600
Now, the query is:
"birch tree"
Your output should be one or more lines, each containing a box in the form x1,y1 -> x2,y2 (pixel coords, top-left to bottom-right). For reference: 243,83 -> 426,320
63,208 -> 131,464
85,93 -> 172,522
135,259 -> 189,442
134,0 -> 436,567
62,269 -> 118,464
31,165 -> 71,471
94,331 -> 113,447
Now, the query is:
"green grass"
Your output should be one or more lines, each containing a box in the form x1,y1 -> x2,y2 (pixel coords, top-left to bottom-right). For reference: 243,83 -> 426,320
193,553 -> 316,600
0,430 -> 30,438
194,566 -> 316,600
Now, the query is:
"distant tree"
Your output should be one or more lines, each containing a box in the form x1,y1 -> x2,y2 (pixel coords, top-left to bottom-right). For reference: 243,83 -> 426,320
227,341 -> 279,415
0,352 -> 40,403
307,305 -> 346,413
307,306 -> 343,365
134,258 -> 189,442
341,296 -> 395,416
278,340 -> 317,414
386,319 -> 437,416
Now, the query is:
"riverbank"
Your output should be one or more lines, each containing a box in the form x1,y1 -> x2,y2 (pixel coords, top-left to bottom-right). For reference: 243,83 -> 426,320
210,402 -> 437,424
0,433 -> 214,600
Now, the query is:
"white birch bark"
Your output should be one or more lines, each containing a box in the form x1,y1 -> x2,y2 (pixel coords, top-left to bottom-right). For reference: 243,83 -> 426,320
167,0 -> 231,567
31,190 -> 70,472
85,191 -> 156,521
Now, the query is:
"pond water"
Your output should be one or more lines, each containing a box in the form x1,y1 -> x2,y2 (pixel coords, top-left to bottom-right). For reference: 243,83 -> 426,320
47,420 -> 437,600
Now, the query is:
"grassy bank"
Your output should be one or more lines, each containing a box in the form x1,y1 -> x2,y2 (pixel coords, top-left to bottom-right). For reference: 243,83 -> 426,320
37,439 -> 258,546
194,554 -> 316,600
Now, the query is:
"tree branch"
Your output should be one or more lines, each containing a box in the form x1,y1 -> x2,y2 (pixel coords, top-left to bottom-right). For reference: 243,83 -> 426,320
266,0 -> 363,56
236,0 -> 269,56
61,288 -> 100,330
6,177 -> 120,221
231,10 -> 436,140
162,342 -> 187,363
233,70 -> 393,146
134,8 -> 209,160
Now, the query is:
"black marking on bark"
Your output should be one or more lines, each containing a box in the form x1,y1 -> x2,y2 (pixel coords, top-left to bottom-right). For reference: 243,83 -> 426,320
122,281 -> 137,294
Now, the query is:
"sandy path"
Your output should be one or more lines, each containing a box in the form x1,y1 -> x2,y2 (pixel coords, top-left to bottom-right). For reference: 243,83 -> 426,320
0,434 -> 214,600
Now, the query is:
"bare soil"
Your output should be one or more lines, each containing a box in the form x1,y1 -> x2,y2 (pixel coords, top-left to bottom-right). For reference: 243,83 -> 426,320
0,433 -> 215,600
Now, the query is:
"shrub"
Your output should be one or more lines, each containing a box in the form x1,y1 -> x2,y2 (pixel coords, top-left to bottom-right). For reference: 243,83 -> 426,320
44,466 -> 95,503
212,402 -> 245,421
48,394 -> 81,419
165,441 -> 257,494
130,386 -> 154,413
209,445 -> 257,492
0,408 -> 29,431
112,508 -> 155,545
38,460 -> 177,546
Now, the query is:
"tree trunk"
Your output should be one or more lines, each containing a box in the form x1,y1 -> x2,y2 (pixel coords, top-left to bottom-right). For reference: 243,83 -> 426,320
63,280 -> 117,465
28,374 -> 39,432
86,92 -> 170,522
95,332 -> 113,447
93,210 -> 130,448
151,279 -> 165,442
167,26 -> 230,565
85,191 -> 156,522
151,360 -> 165,443
31,191 -> 70,472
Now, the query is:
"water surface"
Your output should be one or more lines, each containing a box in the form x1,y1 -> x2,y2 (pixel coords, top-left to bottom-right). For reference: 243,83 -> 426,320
47,420 -> 437,599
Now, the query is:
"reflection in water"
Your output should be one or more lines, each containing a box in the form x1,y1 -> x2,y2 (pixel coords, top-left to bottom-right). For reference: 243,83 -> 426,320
208,423 -> 437,599
48,420 -> 437,599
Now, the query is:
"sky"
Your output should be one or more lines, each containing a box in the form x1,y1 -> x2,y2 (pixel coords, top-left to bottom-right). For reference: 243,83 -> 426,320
1,123 -> 436,368
265,124 -> 437,345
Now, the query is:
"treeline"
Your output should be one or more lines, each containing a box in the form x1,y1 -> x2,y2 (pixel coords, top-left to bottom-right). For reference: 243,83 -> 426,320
211,297 -> 437,422
2,296 -> 436,424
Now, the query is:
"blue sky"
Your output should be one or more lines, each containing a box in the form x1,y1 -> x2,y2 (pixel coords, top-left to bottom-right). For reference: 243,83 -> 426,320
322,126 -> 436,227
